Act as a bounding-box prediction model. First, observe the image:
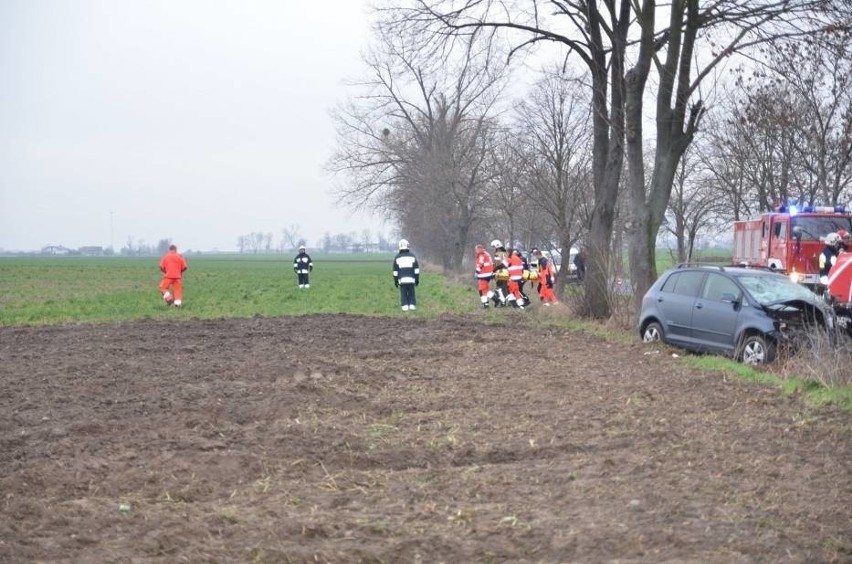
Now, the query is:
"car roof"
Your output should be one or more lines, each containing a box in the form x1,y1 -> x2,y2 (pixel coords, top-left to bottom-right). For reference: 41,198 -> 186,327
669,263 -> 784,276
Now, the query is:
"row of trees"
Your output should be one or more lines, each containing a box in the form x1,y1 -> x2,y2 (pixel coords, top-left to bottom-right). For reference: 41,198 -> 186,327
235,229 -> 399,253
327,0 -> 851,318
112,231 -> 400,256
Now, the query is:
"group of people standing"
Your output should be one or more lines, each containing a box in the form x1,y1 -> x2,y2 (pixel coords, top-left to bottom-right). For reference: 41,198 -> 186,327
474,240 -> 559,309
156,240 -> 422,313
156,244 -> 316,307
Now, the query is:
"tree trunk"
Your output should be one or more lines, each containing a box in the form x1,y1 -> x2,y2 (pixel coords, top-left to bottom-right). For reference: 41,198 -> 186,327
583,1 -> 629,319
624,0 -> 656,309
630,149 -> 680,301
625,69 -> 652,307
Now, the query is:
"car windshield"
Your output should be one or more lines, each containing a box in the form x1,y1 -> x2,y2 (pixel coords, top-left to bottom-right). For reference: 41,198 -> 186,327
736,273 -> 817,305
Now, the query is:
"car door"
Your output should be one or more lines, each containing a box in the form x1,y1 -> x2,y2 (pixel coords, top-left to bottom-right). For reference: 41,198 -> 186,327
655,271 -> 705,343
690,272 -> 743,353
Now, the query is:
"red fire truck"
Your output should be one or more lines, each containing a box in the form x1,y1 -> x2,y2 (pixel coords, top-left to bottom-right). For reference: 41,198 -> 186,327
732,205 -> 852,336
732,205 -> 852,287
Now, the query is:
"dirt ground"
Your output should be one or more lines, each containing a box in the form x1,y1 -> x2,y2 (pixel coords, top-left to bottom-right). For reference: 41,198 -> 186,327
1,312 -> 849,563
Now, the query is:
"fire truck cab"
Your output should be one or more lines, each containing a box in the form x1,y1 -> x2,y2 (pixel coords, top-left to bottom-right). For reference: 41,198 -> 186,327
732,205 -> 852,287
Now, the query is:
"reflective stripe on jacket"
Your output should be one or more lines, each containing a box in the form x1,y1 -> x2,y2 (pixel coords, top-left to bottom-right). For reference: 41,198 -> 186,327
475,249 -> 494,279
507,254 -> 524,281
393,251 -> 420,284
294,252 -> 313,273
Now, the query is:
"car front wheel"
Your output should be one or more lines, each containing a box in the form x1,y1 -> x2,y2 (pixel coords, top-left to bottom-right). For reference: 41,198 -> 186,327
642,321 -> 664,343
738,334 -> 776,365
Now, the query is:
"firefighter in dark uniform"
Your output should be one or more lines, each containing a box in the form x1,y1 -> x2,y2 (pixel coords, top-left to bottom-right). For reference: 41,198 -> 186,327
393,239 -> 420,311
293,245 -> 313,288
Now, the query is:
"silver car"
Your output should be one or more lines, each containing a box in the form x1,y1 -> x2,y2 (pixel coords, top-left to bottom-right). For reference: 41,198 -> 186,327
638,265 -> 835,364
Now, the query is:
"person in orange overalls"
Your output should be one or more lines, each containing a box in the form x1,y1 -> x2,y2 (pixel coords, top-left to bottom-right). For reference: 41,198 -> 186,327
159,244 -> 188,307
474,244 -> 495,308
506,249 -> 526,309
533,249 -> 559,305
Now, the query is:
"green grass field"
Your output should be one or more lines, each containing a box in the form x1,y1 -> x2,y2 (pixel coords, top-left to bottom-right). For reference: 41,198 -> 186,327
0,254 -> 475,326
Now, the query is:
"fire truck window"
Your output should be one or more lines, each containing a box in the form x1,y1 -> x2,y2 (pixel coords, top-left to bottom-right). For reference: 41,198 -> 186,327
701,273 -> 740,302
763,222 -> 769,237
791,217 -> 852,241
661,271 -> 704,297
774,222 -> 786,239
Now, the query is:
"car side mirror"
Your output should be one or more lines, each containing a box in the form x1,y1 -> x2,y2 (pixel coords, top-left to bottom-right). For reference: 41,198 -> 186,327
720,292 -> 739,304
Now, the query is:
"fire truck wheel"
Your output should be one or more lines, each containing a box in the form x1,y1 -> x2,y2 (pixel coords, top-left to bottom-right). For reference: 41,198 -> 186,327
737,333 -> 776,365
642,321 -> 664,343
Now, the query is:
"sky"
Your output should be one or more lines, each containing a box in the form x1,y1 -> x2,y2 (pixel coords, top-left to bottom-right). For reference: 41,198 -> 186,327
0,0 -> 384,252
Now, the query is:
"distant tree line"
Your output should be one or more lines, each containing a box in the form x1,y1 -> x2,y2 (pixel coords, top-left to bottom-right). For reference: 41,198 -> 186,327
236,227 -> 396,254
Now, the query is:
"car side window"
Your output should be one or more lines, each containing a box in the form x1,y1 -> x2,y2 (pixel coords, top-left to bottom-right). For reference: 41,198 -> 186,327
701,273 -> 741,302
661,271 -> 705,297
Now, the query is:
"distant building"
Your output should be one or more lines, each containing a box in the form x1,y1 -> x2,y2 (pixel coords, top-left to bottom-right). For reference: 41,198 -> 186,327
41,245 -> 73,255
79,246 -> 105,256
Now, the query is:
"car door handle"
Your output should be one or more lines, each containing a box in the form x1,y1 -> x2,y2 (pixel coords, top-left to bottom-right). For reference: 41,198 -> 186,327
695,303 -> 703,309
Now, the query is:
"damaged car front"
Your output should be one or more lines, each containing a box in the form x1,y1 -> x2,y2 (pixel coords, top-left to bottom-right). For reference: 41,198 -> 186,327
736,272 -> 837,355
638,265 -> 837,365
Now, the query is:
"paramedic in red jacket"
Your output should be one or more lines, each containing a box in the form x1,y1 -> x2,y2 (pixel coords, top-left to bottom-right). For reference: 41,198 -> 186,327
474,244 -> 495,308
159,245 -> 188,307
506,249 -> 526,309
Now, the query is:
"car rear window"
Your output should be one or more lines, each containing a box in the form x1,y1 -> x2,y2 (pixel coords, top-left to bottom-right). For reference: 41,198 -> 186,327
661,271 -> 705,297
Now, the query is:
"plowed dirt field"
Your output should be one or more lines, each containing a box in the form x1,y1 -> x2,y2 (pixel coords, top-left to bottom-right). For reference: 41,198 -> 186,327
1,313 -> 849,563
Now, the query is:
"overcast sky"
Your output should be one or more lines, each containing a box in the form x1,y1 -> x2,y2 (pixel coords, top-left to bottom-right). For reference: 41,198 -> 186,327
0,0 -> 383,252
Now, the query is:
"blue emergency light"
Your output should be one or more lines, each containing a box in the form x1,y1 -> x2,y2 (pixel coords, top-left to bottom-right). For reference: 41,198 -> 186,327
776,203 -> 847,214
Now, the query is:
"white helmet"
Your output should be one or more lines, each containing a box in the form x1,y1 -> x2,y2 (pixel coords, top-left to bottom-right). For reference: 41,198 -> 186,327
826,232 -> 841,245
398,238 -> 410,250
490,239 -> 502,248
298,245 -> 306,251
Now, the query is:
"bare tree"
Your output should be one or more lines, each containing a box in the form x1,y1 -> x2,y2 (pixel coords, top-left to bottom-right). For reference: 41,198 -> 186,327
765,34 -> 852,206
327,25 -> 507,270
483,128 -> 529,249
513,68 -> 592,294
360,229 -> 374,251
703,94 -> 782,220
280,225 -> 301,251
664,141 -> 726,263
237,232 -> 266,254
705,26 -> 852,218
